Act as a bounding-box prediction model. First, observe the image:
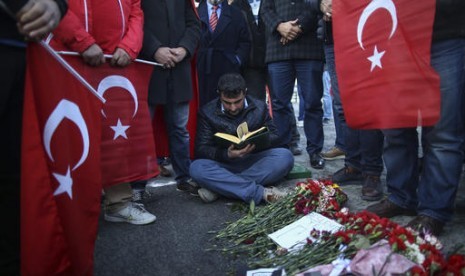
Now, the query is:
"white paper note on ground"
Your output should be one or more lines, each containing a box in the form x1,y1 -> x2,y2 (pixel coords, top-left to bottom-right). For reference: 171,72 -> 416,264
268,212 -> 343,251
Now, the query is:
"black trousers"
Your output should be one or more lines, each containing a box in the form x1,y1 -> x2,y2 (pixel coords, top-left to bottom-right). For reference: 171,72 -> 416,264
0,44 -> 26,276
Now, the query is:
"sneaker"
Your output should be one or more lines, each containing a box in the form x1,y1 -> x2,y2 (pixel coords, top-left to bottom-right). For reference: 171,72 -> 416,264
176,179 -> 200,196
361,175 -> 383,201
406,215 -> 444,237
262,187 -> 288,203
331,166 -> 363,185
366,198 -> 416,218
320,146 -> 345,160
198,188 -> 219,203
104,202 -> 156,225
132,189 -> 154,202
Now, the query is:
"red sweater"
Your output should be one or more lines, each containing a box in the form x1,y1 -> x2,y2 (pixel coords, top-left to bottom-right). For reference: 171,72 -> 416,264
51,0 -> 143,59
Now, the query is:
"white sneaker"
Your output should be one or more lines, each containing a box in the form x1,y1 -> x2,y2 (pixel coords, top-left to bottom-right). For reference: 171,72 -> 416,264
105,202 -> 156,225
198,188 -> 219,203
262,187 -> 288,203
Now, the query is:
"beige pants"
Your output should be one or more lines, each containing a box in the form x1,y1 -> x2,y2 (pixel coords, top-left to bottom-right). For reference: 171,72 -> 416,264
103,182 -> 133,213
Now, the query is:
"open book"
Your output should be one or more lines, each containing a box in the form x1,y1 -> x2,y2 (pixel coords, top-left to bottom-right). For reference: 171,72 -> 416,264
214,122 -> 269,150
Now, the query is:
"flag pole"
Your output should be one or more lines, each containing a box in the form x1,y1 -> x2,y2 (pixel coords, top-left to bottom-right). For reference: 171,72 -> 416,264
55,51 -> 164,67
39,41 -> 106,103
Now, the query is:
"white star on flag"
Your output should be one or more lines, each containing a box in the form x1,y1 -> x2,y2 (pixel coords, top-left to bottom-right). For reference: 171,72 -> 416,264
367,45 -> 386,72
53,167 -> 73,199
110,118 -> 130,140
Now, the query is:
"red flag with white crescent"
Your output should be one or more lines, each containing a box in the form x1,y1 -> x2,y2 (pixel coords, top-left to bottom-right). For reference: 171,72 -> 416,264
61,57 -> 159,187
333,0 -> 440,129
21,43 -> 103,275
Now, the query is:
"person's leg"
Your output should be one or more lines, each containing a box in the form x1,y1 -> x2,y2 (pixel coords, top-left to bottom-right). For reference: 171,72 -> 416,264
243,67 -> 267,102
322,70 -> 333,121
416,38 -> 465,223
0,46 -> 25,275
238,148 -> 294,186
296,60 -> 324,156
103,183 -> 133,213
288,103 -> 302,155
359,129 -> 384,201
190,159 -> 265,204
267,61 -> 296,147
163,101 -> 191,183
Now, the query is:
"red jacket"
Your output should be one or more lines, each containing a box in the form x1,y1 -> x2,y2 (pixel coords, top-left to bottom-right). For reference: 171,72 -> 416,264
51,0 -> 143,59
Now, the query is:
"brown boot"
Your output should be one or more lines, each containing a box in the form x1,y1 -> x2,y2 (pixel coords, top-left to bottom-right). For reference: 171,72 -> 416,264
366,199 -> 416,218
406,215 -> 444,236
361,175 -> 383,201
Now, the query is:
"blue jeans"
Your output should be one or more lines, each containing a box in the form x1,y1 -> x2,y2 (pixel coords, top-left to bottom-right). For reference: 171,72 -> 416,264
324,45 -> 345,151
324,45 -> 383,173
268,60 -> 324,155
189,148 -> 294,204
322,70 -> 333,120
152,102 -> 191,183
384,38 -> 465,222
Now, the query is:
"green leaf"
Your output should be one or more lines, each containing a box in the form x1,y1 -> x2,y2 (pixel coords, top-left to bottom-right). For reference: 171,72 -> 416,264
350,235 -> 371,250
249,200 -> 255,216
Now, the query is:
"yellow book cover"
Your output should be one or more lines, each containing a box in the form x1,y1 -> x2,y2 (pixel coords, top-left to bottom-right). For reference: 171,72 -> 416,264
214,122 -> 269,150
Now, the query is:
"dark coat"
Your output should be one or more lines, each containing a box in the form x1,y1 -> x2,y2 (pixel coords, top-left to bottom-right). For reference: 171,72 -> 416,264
260,0 -> 323,63
140,0 -> 200,105
194,96 -> 279,162
196,1 -> 251,106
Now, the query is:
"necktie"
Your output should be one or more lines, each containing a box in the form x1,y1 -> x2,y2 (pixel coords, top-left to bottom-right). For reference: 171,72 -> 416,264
209,5 -> 219,32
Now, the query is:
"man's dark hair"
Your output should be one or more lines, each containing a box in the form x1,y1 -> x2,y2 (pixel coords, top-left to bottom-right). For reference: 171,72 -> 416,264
217,73 -> 247,98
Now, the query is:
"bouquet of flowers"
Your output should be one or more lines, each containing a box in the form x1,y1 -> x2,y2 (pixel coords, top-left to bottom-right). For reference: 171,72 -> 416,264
213,179 -> 465,275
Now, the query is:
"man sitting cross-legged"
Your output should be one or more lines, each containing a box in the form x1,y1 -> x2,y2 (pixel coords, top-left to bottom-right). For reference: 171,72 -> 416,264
190,73 -> 294,204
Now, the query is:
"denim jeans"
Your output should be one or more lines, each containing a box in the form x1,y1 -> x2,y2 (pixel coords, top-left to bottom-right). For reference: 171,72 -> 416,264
324,44 -> 383,174
322,70 -> 333,120
267,60 -> 324,155
384,38 -> 465,222
190,148 -> 293,204
151,102 -> 191,183
324,45 -> 345,151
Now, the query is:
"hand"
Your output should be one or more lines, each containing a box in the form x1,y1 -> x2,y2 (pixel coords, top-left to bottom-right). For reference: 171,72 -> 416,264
169,47 -> 187,64
277,19 -> 302,41
227,144 -> 255,159
154,47 -> 177,69
320,0 -> 332,19
280,37 -> 289,45
82,44 -> 105,67
111,48 -> 131,67
16,0 -> 62,40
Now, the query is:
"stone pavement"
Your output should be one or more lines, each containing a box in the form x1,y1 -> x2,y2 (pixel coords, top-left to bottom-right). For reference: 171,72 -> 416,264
94,107 -> 465,276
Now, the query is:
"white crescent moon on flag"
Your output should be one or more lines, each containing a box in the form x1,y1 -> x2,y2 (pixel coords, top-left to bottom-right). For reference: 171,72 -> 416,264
357,0 -> 397,50
43,100 -> 90,171
97,75 -> 139,118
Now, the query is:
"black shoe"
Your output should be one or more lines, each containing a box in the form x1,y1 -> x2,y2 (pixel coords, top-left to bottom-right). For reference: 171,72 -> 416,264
331,166 -> 363,185
366,199 -> 416,218
176,179 -> 199,196
406,215 -> 444,236
310,153 -> 325,169
361,175 -> 383,201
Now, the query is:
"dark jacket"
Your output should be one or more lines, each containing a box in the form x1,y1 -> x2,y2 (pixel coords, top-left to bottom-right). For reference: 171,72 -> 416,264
433,0 -> 465,41
140,0 -> 200,105
260,0 -> 323,63
194,96 -> 279,162
197,1 -> 251,106
231,0 -> 266,69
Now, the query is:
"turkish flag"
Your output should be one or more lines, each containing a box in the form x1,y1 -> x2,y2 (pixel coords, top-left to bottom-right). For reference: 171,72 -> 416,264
61,57 -> 159,187
333,0 -> 440,129
21,44 -> 103,275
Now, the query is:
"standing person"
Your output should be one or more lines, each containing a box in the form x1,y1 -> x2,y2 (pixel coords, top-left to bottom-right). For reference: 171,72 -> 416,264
190,73 -> 293,204
229,0 -> 267,101
197,0 -> 251,107
260,0 -> 325,169
51,0 -> 157,225
0,0 -> 67,274
140,0 -> 201,194
367,0 -> 465,236
308,0 -> 384,202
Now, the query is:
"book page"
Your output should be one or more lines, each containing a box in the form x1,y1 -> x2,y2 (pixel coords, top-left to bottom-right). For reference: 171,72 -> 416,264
237,121 -> 249,139
214,132 -> 241,144
242,126 -> 267,140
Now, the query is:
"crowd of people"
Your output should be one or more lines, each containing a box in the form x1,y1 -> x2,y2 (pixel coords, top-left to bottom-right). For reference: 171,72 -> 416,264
1,0 -> 464,274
